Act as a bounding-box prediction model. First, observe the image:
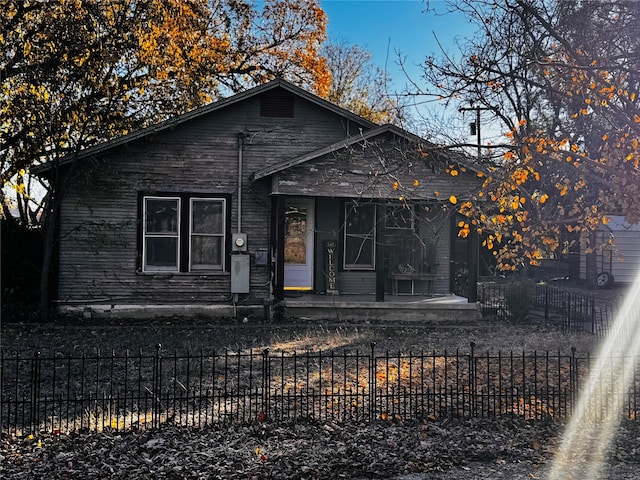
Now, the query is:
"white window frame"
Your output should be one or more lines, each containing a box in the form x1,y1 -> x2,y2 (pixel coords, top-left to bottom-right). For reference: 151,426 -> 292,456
142,194 -> 227,273
143,196 -> 181,272
189,197 -> 226,271
343,202 -> 376,270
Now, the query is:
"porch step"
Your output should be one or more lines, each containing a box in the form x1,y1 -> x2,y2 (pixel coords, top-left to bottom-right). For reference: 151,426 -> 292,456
284,295 -> 482,323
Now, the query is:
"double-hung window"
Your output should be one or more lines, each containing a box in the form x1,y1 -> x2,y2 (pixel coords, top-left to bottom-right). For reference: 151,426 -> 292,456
343,202 -> 376,270
142,194 -> 227,273
144,197 -> 180,271
189,198 -> 225,270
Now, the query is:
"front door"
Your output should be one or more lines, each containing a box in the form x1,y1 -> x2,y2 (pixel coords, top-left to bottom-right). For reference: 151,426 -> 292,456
284,198 -> 315,291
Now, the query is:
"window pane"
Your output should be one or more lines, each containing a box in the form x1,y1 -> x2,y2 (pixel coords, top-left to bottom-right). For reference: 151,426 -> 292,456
191,236 -> 222,269
344,202 -> 376,268
145,237 -> 178,269
385,205 -> 414,229
146,199 -> 178,234
192,200 -> 223,234
285,206 -> 307,264
345,236 -> 374,266
346,204 -> 375,235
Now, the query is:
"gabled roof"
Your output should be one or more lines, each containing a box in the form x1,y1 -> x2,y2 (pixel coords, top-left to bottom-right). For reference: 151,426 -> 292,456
32,79 -> 377,175
250,123 -> 476,182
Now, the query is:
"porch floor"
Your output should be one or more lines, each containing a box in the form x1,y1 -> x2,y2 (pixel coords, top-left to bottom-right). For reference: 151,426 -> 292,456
283,293 -> 482,324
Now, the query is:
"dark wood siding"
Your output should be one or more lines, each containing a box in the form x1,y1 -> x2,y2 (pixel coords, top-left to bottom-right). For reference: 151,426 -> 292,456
272,135 -> 480,201
55,90 -> 368,307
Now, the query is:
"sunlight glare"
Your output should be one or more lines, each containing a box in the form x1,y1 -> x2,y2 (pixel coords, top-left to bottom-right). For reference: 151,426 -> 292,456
548,271 -> 640,479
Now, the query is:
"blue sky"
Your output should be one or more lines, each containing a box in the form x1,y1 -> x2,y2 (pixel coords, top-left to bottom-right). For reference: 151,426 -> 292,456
320,0 -> 474,93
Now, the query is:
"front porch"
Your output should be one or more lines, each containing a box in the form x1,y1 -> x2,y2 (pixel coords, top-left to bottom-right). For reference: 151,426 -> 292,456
283,292 -> 482,323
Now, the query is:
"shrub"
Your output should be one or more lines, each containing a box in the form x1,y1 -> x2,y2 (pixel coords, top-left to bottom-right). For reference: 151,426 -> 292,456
505,279 -> 534,322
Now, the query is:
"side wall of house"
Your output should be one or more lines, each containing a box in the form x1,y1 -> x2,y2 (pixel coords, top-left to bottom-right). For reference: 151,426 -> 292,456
56,92 -> 365,310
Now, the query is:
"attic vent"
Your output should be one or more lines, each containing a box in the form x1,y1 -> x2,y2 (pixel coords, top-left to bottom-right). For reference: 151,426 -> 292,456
260,91 -> 295,118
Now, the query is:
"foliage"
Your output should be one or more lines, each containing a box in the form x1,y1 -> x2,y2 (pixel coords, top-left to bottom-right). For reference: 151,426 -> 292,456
421,0 -> 640,270
1,0 -> 329,225
504,278 -> 535,322
323,41 -> 409,126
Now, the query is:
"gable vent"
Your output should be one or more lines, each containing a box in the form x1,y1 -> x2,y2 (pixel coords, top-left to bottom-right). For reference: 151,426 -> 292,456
260,91 -> 295,118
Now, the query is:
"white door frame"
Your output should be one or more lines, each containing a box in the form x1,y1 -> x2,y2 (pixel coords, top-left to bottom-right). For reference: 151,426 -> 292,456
284,197 -> 315,291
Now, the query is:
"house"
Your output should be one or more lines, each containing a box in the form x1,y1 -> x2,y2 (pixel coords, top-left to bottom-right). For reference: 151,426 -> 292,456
580,215 -> 640,287
34,79 -> 482,321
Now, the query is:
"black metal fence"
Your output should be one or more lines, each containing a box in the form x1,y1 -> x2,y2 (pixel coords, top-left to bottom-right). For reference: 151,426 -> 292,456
3,344 -> 640,436
479,282 -> 614,334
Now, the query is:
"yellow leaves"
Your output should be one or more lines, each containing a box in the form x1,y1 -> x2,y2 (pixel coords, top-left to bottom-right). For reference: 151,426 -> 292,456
449,195 -> 457,205
413,179 -> 419,187
635,115 -> 640,124
602,216 -> 610,225
559,185 -> 568,196
539,193 -> 549,204
392,181 -> 399,190
450,169 -> 459,177
512,168 -> 529,185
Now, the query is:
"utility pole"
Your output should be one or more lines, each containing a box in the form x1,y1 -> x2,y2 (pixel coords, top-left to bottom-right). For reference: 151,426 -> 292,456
458,104 -> 492,303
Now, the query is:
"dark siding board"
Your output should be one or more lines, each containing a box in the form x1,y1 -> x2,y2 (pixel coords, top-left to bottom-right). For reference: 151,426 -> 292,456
338,272 -> 376,295
314,197 -> 341,293
273,143 -> 481,200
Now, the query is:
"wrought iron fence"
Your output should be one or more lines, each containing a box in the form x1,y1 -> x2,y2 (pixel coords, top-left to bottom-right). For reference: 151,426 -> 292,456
3,343 -> 640,436
479,282 -> 614,334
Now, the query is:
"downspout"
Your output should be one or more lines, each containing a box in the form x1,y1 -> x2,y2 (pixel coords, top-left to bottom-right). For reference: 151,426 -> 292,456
233,132 -> 245,316
237,132 -> 245,233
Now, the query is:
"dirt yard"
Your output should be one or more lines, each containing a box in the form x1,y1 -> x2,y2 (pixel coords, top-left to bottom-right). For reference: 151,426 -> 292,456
3,304 -> 640,479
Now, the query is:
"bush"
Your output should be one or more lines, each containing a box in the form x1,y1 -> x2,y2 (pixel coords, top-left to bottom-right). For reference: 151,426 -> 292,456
505,279 -> 534,322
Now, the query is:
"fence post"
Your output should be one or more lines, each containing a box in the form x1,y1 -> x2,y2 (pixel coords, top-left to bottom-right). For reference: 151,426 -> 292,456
544,286 -> 549,322
469,342 -> 476,417
370,342 -> 376,421
262,348 -> 270,420
570,346 -> 577,416
30,351 -> 41,435
153,344 -> 162,429
566,292 -> 572,332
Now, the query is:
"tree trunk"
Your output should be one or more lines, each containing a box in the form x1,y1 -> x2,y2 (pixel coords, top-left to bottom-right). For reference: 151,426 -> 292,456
39,199 -> 57,323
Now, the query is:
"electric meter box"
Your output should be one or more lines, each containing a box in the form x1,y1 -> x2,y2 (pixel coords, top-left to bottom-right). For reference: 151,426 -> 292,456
231,254 -> 250,293
232,232 -> 248,252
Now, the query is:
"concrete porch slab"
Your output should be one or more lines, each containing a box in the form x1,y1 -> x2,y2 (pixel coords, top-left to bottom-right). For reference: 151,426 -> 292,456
283,294 -> 482,324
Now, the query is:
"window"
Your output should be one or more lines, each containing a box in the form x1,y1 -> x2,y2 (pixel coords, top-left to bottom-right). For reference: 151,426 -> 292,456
142,194 -> 227,273
144,197 -> 180,271
344,202 -> 376,270
190,198 -> 225,270
385,204 -> 415,230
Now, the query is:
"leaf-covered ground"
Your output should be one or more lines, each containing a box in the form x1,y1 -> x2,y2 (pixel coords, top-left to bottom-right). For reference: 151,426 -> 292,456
1,285 -> 634,479
3,417 -> 640,479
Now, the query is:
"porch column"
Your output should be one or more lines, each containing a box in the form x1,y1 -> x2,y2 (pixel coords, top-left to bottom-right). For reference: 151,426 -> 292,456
375,204 -> 385,302
467,225 -> 478,303
271,195 -> 286,319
